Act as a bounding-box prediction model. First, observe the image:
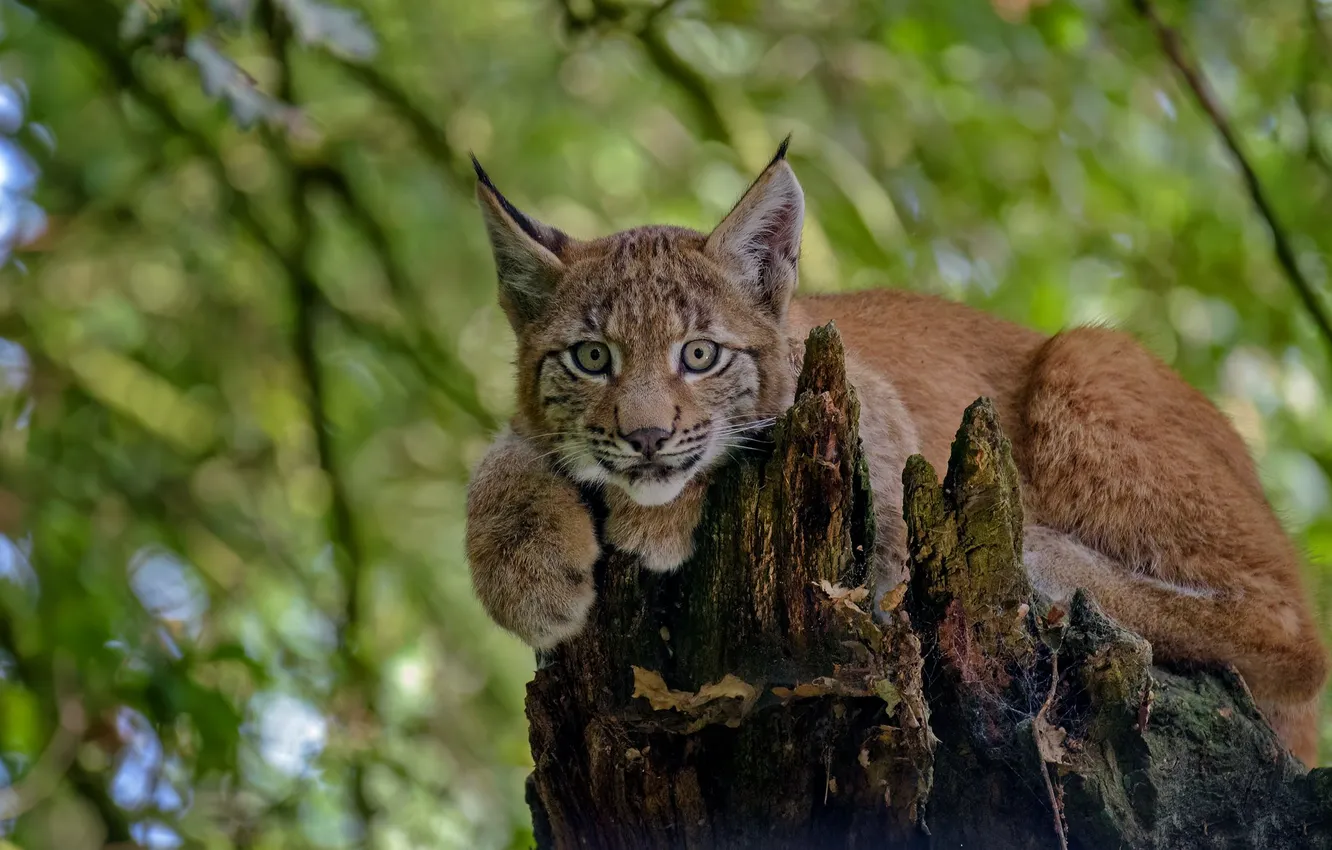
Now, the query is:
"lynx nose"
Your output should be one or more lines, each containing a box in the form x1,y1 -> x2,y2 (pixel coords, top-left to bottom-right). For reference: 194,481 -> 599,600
622,427 -> 671,460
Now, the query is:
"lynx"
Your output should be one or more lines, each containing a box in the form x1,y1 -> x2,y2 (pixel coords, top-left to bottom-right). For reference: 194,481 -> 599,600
464,142 -> 1328,766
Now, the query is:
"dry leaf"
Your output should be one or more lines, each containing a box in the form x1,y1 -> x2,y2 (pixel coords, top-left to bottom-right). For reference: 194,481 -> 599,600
1136,684 -> 1155,732
879,582 -> 908,612
841,639 -> 871,662
873,679 -> 902,715
1045,604 -> 1066,627
694,674 -> 758,706
1039,602 -> 1069,651
631,667 -> 757,714
773,678 -> 851,703
1218,706 -> 1233,719
817,580 -> 870,613
818,580 -> 868,603
632,667 -> 688,711
1034,714 -> 1071,766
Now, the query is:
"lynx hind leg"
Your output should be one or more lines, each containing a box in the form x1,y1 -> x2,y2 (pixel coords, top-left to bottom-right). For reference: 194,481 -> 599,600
1021,523 -> 1323,768
466,430 -> 601,649
1020,329 -> 1327,711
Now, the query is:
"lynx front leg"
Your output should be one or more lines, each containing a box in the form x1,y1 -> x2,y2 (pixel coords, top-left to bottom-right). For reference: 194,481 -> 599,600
466,430 -> 601,649
603,479 -> 708,573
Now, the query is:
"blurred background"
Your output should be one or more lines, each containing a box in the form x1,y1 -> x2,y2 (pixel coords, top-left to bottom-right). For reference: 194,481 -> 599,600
0,0 -> 1330,846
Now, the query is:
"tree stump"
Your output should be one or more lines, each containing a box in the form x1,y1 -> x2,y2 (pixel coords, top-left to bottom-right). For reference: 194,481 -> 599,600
524,324 -> 1332,849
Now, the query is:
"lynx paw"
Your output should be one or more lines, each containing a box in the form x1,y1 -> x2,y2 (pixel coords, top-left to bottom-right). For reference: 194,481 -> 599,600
510,548 -> 599,649
466,436 -> 602,649
605,511 -> 695,572
603,481 -> 705,573
468,505 -> 600,648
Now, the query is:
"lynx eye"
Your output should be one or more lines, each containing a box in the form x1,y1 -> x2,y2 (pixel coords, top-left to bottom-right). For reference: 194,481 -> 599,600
571,341 -> 612,375
681,340 -> 720,373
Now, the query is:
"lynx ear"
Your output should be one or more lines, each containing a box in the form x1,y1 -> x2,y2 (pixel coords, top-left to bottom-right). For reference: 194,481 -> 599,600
704,139 -> 804,319
473,157 -> 571,329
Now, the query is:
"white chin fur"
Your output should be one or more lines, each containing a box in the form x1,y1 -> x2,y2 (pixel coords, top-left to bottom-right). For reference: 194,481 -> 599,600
568,458 -> 685,505
568,461 -> 609,486
619,435 -> 728,506
619,475 -> 689,506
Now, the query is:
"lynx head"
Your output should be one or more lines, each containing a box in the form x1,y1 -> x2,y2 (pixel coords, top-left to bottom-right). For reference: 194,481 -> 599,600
475,142 -> 805,506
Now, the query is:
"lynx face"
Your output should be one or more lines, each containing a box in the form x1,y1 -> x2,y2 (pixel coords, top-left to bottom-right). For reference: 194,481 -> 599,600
519,229 -> 785,505
475,144 -> 805,506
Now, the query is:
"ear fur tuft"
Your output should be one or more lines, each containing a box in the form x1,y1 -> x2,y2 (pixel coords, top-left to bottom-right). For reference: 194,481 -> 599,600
704,152 -> 805,319
470,152 -> 491,185
474,160 -> 572,328
473,156 -> 567,253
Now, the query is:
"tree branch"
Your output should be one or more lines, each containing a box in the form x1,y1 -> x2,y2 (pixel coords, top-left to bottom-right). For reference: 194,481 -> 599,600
304,164 -> 499,429
1132,0 -> 1332,355
635,24 -> 733,146
22,0 -> 497,432
262,6 -> 378,837
1297,0 -> 1332,179
554,0 -> 732,145
335,62 -> 472,190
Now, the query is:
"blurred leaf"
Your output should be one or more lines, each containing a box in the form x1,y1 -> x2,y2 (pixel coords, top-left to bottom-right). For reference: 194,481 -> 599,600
990,0 -> 1051,23
210,0 -> 258,23
0,683 -> 43,756
119,2 -> 154,41
275,0 -> 379,62
184,36 -> 305,132
147,671 -> 241,776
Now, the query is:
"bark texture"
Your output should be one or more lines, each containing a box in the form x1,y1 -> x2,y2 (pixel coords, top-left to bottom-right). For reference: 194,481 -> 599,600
525,324 -> 1332,849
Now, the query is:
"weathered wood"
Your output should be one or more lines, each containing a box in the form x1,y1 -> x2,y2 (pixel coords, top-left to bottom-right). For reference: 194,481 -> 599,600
525,324 -> 1332,849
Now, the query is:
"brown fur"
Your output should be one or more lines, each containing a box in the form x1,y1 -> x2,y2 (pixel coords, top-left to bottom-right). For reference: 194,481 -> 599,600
465,150 -> 1328,766
465,428 -> 601,647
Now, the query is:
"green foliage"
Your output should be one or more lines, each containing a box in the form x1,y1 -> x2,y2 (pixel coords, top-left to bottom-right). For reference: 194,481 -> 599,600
0,0 -> 1329,846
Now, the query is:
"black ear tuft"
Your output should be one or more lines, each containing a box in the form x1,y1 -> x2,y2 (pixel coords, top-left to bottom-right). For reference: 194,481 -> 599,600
769,134 -> 793,169
704,141 -> 805,319
475,157 -> 576,329
472,155 -> 557,249
471,153 -> 493,188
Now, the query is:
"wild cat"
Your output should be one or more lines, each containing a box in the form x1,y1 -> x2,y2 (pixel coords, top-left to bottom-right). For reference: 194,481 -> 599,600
464,141 -> 1327,766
